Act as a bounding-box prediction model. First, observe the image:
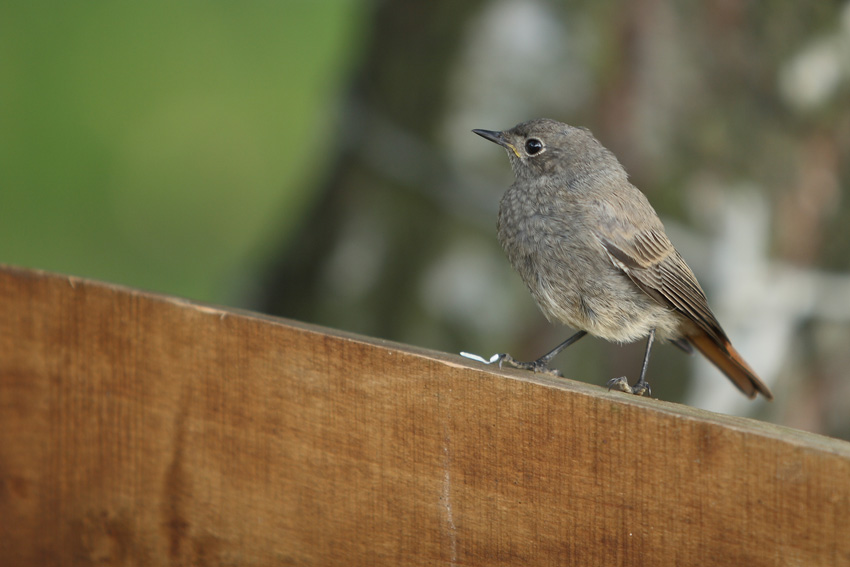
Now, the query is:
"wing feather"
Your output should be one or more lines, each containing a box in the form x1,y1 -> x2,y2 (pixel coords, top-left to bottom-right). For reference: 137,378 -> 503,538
600,230 -> 727,345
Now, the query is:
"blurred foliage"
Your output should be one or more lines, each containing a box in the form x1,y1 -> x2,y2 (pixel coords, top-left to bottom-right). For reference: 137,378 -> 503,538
0,1 -> 363,301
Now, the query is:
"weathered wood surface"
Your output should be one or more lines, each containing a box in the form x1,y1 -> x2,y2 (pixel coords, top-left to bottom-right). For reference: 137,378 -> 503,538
0,265 -> 848,566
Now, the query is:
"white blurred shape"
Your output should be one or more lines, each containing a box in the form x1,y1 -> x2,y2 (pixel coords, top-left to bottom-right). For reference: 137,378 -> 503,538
779,38 -> 843,110
779,2 -> 850,111
420,240 -> 529,335
686,187 -> 850,415
443,0 -> 591,162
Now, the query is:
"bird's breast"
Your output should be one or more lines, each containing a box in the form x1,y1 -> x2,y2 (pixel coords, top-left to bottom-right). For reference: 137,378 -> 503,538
496,186 -> 682,342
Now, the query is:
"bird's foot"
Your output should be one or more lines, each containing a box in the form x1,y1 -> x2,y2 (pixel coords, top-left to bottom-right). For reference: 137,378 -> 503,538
496,353 -> 563,377
606,376 -> 652,397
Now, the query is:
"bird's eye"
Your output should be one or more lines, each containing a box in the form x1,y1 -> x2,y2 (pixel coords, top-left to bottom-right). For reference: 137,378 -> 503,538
525,138 -> 543,155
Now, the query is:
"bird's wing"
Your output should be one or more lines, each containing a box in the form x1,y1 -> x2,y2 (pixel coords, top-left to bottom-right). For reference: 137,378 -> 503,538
598,229 -> 728,345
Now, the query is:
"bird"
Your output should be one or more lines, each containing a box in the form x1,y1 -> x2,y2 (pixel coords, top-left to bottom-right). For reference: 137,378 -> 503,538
472,118 -> 773,400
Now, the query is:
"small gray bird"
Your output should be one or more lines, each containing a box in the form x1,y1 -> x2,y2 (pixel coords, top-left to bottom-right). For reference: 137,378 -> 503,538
473,118 -> 773,400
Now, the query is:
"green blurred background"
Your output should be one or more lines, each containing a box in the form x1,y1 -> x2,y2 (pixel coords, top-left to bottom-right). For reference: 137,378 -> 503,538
4,1 -> 850,436
1,1 -> 362,301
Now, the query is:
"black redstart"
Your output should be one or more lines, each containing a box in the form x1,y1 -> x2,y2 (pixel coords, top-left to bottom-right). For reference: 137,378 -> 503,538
472,118 -> 773,400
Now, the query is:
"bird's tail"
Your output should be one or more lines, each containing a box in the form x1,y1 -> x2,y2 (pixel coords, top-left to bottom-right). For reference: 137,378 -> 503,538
687,332 -> 773,400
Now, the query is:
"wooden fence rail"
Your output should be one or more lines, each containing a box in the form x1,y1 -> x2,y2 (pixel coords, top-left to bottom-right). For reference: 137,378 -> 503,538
0,265 -> 848,566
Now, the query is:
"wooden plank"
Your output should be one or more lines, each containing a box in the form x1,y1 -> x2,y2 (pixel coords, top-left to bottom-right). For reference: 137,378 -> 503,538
0,264 -> 848,566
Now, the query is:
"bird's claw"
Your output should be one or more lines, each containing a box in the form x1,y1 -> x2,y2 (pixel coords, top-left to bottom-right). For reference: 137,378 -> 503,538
606,376 -> 652,397
459,351 -> 562,376
498,353 -> 563,377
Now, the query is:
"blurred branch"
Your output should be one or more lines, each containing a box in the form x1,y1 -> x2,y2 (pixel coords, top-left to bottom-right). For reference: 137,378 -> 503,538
255,0 -> 486,342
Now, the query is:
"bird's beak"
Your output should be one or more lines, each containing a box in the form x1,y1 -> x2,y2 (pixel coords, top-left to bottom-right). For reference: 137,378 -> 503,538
472,129 -> 521,158
472,129 -> 504,145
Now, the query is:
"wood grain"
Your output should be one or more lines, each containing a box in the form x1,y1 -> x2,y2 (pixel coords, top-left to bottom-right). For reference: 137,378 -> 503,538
1,265 -> 848,566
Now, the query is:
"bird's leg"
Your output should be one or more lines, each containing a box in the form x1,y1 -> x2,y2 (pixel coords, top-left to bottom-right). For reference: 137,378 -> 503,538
607,329 -> 654,397
632,328 -> 655,396
498,330 -> 588,376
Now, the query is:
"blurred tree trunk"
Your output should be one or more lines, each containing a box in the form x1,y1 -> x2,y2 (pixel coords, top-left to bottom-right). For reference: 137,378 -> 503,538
255,0 -> 486,341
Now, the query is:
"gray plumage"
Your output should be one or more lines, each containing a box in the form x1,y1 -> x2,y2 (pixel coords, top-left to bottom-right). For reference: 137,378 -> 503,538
474,118 -> 772,400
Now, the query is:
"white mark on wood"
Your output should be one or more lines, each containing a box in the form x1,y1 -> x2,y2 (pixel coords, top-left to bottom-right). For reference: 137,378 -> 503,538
459,351 -> 503,364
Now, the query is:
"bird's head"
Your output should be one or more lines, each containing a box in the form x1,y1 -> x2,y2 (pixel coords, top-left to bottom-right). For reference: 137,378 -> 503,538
473,118 -> 623,184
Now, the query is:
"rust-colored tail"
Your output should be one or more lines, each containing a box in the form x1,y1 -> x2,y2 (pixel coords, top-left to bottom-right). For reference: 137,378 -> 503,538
688,332 -> 773,400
